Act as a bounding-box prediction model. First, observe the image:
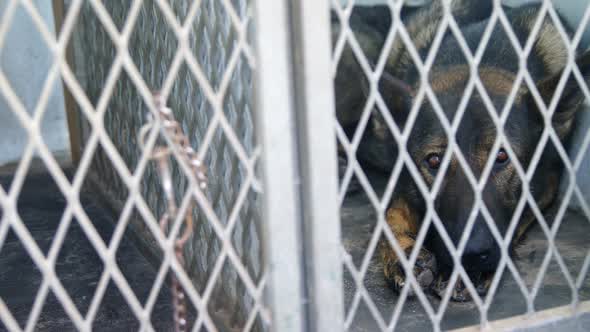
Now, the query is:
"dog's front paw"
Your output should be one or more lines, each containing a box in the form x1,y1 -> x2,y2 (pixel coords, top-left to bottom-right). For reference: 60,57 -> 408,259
384,247 -> 437,296
432,276 -> 471,302
431,272 -> 492,302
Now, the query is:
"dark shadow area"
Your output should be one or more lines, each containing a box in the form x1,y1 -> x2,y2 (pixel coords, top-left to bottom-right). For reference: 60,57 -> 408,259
0,168 -> 183,331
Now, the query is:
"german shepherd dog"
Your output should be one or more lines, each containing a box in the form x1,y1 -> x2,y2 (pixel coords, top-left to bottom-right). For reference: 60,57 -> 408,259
334,0 -> 590,301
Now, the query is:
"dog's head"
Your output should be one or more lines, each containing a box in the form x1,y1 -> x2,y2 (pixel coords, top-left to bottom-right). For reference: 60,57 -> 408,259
373,53 -> 590,275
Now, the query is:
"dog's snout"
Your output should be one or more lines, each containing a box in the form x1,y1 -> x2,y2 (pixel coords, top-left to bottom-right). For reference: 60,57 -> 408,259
461,241 -> 500,272
462,250 -> 493,271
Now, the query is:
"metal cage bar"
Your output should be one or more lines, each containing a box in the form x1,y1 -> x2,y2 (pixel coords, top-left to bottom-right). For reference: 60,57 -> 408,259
252,0 -> 307,331
287,0 -> 345,331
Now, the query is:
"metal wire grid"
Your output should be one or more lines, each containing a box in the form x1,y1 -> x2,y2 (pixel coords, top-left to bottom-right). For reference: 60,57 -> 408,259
74,0 -> 264,328
0,0 -> 269,331
331,0 -> 590,330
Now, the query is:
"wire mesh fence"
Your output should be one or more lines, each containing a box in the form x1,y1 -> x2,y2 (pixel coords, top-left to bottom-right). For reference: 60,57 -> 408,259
72,0 -> 265,329
0,0 -> 271,331
332,0 -> 590,330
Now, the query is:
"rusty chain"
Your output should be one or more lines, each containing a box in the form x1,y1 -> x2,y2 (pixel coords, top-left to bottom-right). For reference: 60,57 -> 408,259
139,91 -> 207,332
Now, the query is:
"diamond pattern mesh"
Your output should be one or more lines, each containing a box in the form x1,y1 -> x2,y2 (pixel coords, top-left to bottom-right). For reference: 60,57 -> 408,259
1,0 -> 590,331
0,0 -> 267,330
333,0 -> 590,330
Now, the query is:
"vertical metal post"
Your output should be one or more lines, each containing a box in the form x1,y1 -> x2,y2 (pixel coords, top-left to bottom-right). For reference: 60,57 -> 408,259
52,0 -> 82,164
253,0 -> 307,331
289,0 -> 345,331
254,0 -> 344,330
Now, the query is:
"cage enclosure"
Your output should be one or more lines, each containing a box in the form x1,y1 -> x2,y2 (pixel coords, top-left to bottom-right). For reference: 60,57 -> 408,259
0,0 -> 589,332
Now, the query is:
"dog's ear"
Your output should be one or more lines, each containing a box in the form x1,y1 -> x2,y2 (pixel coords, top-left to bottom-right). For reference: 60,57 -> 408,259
379,71 -> 414,123
362,71 -> 414,141
333,14 -> 385,131
531,51 -> 590,140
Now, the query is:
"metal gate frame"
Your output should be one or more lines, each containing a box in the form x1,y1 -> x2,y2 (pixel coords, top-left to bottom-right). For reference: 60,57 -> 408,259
253,0 -> 343,331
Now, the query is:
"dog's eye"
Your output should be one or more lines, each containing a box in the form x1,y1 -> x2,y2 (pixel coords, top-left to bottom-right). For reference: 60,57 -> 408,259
425,153 -> 441,170
496,149 -> 509,164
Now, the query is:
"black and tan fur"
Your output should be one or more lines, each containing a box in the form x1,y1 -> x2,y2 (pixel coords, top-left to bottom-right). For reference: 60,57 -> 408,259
334,0 -> 590,301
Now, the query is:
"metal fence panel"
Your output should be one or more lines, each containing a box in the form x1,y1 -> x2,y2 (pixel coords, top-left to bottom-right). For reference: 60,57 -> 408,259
71,0 -> 268,329
329,0 -> 590,330
72,1 -> 269,328
0,0 -> 306,330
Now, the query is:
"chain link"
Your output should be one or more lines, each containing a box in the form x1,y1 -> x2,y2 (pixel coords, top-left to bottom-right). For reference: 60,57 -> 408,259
140,91 -> 208,332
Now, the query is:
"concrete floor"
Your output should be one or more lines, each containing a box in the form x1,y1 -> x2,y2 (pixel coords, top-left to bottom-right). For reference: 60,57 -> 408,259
0,167 -> 189,331
0,165 -> 588,331
341,173 -> 590,331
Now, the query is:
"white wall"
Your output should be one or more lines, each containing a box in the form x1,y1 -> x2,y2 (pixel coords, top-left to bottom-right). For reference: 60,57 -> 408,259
0,1 -> 70,166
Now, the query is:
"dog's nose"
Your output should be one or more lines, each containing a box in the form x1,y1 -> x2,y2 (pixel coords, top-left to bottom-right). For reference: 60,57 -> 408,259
461,250 -> 492,271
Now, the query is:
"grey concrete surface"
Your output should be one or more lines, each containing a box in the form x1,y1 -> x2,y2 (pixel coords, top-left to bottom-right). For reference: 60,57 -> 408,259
0,169 -> 187,331
517,313 -> 590,332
